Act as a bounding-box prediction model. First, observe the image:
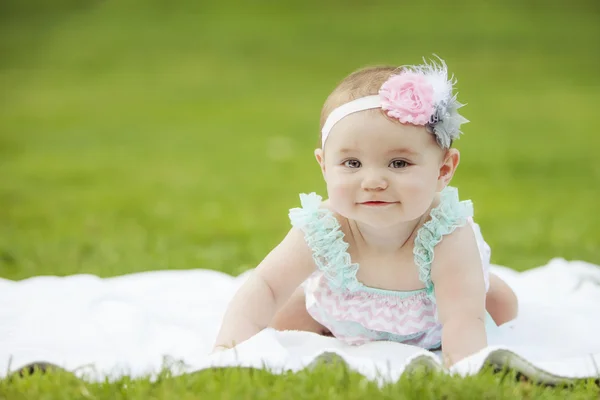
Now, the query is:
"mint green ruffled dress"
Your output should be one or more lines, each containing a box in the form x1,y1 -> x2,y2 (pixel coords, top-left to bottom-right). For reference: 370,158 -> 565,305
289,186 -> 496,349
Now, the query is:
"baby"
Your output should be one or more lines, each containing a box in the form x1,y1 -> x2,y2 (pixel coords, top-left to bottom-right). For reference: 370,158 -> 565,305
213,57 -> 518,366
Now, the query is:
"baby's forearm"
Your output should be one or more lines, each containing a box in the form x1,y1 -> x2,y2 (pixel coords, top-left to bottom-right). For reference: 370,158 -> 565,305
441,316 -> 487,367
213,272 -> 277,350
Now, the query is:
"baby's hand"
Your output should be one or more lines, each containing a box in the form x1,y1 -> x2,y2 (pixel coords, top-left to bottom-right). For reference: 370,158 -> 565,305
442,352 -> 454,369
211,345 -> 232,354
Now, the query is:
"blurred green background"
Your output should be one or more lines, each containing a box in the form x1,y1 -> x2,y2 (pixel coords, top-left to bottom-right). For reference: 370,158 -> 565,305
1,0 -> 599,280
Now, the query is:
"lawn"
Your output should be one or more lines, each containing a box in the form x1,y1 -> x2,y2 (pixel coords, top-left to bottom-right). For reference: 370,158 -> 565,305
1,0 -> 599,398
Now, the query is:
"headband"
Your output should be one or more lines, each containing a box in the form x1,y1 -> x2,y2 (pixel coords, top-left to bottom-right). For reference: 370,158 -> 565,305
320,58 -> 469,149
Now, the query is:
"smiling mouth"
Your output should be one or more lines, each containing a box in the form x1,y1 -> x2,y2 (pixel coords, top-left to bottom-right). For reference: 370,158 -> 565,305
360,201 -> 396,207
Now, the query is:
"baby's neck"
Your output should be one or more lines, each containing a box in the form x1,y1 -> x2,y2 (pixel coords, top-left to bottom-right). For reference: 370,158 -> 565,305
348,212 -> 431,254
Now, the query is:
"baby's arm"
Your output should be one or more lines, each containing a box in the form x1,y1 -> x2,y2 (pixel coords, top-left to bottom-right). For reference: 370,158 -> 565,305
212,227 -> 315,351
430,224 -> 487,367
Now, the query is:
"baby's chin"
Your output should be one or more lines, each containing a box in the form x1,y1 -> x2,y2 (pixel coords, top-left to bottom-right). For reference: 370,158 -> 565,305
337,208 -> 416,229
354,215 -> 414,229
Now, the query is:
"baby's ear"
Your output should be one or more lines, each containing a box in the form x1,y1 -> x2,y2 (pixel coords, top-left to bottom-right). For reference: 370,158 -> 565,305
314,148 -> 326,177
437,148 -> 460,191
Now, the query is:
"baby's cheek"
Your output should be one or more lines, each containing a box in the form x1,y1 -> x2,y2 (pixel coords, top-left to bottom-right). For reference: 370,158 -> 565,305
401,177 -> 438,214
331,183 -> 352,197
404,181 -> 431,200
327,182 -> 354,210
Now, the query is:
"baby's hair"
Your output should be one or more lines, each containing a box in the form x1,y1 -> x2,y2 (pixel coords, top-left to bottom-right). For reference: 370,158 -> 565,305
319,66 -> 397,146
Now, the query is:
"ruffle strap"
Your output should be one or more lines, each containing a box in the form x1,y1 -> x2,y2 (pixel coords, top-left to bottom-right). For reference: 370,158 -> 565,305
289,193 -> 360,292
412,186 -> 474,300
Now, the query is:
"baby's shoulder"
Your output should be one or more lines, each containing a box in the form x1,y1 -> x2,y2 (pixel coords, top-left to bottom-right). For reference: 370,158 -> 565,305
435,223 -> 479,255
430,222 -> 483,282
423,186 -> 478,258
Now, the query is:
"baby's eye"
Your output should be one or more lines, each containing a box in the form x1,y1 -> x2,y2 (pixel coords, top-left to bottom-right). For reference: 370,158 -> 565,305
390,159 -> 409,168
343,159 -> 362,168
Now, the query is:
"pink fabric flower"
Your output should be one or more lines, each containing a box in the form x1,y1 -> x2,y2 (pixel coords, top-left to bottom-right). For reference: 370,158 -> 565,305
379,72 -> 435,125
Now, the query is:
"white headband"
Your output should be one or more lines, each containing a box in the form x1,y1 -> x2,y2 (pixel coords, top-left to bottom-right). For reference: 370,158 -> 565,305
320,95 -> 381,148
319,57 -> 469,150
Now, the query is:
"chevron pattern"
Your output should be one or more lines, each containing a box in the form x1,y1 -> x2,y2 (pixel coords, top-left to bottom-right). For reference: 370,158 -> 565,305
305,273 -> 443,349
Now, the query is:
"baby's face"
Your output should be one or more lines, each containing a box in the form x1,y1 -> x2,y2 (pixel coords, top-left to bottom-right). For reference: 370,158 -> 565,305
319,109 -> 446,228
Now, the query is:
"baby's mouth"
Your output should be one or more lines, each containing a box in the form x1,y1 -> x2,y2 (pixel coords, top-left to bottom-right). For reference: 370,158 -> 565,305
360,201 -> 396,207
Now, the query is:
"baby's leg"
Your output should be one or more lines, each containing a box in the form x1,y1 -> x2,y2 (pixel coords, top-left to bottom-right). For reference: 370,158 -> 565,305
269,286 -> 331,335
486,273 -> 519,325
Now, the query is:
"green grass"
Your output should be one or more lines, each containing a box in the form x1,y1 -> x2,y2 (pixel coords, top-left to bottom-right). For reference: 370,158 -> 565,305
1,0 -> 599,398
2,363 -> 600,400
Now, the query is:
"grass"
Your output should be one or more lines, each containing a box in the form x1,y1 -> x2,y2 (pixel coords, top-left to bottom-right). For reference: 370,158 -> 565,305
2,363 -> 600,400
1,0 -> 599,397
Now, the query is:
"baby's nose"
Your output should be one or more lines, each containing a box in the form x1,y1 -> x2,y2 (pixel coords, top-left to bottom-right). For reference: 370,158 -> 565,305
361,171 -> 388,191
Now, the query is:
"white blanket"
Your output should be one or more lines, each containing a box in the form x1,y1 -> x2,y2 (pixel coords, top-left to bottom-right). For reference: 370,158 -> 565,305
1,258 -> 599,384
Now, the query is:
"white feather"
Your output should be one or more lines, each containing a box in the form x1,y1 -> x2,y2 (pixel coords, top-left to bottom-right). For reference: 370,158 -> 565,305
400,56 -> 453,107
402,55 -> 469,148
